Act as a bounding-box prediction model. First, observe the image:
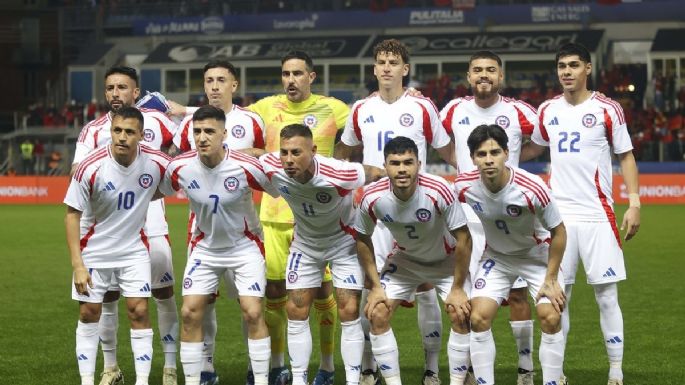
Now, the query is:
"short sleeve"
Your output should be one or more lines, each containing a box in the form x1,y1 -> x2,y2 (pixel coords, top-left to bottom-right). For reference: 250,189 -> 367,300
532,102 -> 551,146
354,196 -> 377,236
340,101 -> 363,147
63,172 -> 91,212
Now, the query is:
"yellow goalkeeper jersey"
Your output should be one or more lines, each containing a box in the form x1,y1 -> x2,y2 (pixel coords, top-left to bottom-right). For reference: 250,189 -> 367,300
249,93 -> 350,224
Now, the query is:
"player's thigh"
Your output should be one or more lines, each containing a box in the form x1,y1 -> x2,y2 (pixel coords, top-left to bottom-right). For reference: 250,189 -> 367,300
229,244 -> 267,298
263,222 -> 294,281
578,222 -> 626,284
560,222 -> 581,285
285,247 -> 327,291
148,235 -> 174,289
71,267 -> 115,303
116,261 -> 152,299
181,257 -> 223,296
378,255 -> 427,302
328,242 -> 364,292
471,256 -> 518,305
517,255 -> 564,306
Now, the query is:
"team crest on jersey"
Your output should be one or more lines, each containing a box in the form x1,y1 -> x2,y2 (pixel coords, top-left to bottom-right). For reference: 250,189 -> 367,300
399,113 -> 414,127
224,177 -> 239,191
139,174 -> 154,189
415,208 -> 432,222
474,278 -> 486,289
316,191 -> 332,204
231,125 -> 246,138
303,114 -> 318,128
506,205 -> 522,217
143,129 -> 155,142
287,271 -> 298,283
582,113 -> 597,127
495,115 -> 510,129
183,278 -> 193,289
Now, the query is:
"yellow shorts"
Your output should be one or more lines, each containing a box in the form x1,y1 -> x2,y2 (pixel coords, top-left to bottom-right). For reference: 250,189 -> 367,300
263,221 -> 332,282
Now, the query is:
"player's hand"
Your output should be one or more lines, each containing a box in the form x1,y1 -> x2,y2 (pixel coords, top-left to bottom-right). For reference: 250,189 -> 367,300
444,287 -> 471,323
536,278 -> 566,313
621,206 -> 640,241
364,286 -> 388,320
166,100 -> 187,117
73,267 -> 92,296
404,87 -> 423,97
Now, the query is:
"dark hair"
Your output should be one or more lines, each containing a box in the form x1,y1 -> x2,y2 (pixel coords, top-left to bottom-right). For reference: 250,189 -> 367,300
193,105 -> 226,123
204,59 -> 238,79
556,42 -> 591,64
281,51 -> 314,72
280,123 -> 312,140
467,124 -> 509,156
373,39 -> 410,64
384,136 -> 418,159
105,66 -> 139,86
469,51 -> 502,68
111,106 -> 144,131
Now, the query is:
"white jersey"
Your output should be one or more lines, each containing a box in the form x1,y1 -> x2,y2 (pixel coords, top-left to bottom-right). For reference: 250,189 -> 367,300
160,149 -> 268,259
73,108 -> 178,236
173,105 -> 265,153
356,173 -> 468,264
341,92 -> 451,169
454,167 -> 562,257
532,92 -> 633,222
64,145 -> 170,268
440,95 -> 537,174
259,153 -> 365,247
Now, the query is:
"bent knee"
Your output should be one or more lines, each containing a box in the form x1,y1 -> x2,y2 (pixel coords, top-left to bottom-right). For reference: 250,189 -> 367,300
469,311 -> 493,332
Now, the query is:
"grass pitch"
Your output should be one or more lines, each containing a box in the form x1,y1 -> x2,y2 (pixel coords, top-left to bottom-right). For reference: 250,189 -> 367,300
0,204 -> 682,384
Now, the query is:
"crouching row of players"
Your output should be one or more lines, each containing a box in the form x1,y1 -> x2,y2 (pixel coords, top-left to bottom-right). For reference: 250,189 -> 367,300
66,105 -> 565,385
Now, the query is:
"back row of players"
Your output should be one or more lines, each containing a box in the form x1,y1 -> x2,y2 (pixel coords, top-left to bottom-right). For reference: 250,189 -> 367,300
66,40 -> 641,385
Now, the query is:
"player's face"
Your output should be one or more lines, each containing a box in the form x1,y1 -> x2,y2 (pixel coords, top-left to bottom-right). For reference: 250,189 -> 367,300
384,151 -> 420,191
468,58 -> 503,100
374,51 -> 409,89
105,74 -> 140,112
282,59 -> 315,103
193,118 -> 227,159
280,135 -> 317,182
471,138 -> 509,180
557,55 -> 591,93
110,116 -> 142,160
204,67 -> 237,110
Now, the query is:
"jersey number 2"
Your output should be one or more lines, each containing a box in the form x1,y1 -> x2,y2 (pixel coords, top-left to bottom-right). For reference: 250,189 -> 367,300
558,131 -> 580,153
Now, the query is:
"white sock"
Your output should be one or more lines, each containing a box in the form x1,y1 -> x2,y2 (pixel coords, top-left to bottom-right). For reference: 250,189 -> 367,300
155,296 -> 178,369
288,318 -> 312,385
131,328 -> 154,380
181,342 -> 204,385
416,288 -> 442,373
370,329 -> 401,378
510,320 -> 534,371
320,353 -> 335,372
341,318 -> 364,385
470,329 -> 495,385
248,337 -> 271,385
80,375 -> 95,385
561,285 -> 573,342
134,376 -> 149,385
76,321 -> 99,380
99,300 -> 119,369
202,302 -> 217,373
539,331 -> 564,385
447,330 -> 470,384
595,283 -> 624,380
360,289 -> 376,372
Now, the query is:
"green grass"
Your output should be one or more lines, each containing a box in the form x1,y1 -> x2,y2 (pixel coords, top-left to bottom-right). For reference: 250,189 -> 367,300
0,204 -> 682,384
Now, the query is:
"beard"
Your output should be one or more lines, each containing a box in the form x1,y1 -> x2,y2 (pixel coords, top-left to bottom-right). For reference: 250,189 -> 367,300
473,81 -> 499,100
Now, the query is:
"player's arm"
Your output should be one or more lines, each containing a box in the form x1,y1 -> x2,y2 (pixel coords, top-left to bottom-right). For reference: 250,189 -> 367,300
520,139 -> 546,162
356,232 -> 388,319
536,222 -> 567,313
333,141 -> 362,161
435,141 -> 458,170
618,150 -> 640,241
362,165 -> 386,184
445,224 -> 472,322
238,148 -> 267,158
65,206 -> 91,295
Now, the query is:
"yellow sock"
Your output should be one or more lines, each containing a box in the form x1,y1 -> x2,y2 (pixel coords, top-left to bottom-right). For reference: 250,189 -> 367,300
265,296 -> 288,367
314,293 -> 337,370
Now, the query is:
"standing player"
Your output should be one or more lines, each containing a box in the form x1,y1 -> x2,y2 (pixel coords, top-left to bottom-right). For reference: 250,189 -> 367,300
65,107 -> 170,385
335,38 -> 456,385
356,136 -> 472,385
258,124 -> 384,385
532,43 -> 641,385
71,66 -> 179,385
159,106 -> 271,385
439,51 -> 540,385
454,124 -> 567,385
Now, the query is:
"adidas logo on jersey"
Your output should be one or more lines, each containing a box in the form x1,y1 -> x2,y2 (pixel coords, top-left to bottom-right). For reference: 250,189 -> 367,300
380,214 -> 394,223
342,275 -> 358,284
248,282 -> 262,291
188,180 -> 200,189
136,354 -> 151,361
458,117 -> 470,125
279,185 -> 290,195
603,267 -> 617,277
472,202 -> 484,212
548,117 -> 559,126
102,181 -> 116,191
364,115 -> 375,123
